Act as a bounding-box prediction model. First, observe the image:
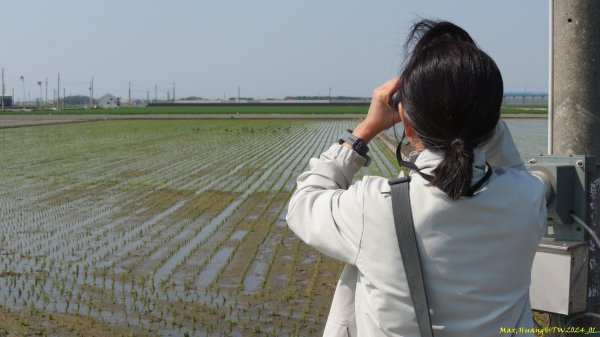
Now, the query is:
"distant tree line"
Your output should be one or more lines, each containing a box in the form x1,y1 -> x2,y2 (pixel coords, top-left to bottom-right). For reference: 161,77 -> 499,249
63,95 -> 91,105
228,97 -> 254,101
284,96 -> 368,100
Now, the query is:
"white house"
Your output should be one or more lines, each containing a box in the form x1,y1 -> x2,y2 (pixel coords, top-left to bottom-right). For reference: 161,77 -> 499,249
97,94 -> 120,108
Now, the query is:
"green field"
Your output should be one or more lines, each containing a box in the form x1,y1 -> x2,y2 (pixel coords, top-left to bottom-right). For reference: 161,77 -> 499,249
500,105 -> 547,114
0,105 -> 368,115
0,104 -> 547,115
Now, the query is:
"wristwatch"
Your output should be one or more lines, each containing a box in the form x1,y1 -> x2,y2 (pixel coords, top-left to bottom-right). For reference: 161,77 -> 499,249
338,129 -> 371,166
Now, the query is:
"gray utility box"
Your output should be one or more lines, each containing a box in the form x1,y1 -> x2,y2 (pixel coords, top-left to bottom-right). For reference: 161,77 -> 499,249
527,155 -> 593,242
530,238 -> 588,315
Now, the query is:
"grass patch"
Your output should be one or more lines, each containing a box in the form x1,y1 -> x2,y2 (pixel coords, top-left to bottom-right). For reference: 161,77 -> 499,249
0,105 -> 369,115
501,105 -> 547,114
0,104 -> 548,115
1,104 -> 547,115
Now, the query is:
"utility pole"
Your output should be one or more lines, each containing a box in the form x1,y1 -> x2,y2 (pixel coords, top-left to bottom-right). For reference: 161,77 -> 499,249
57,73 -> 60,110
89,76 -> 94,108
45,77 -> 48,109
552,0 -> 600,314
329,86 -> 332,102
128,81 -> 131,107
1,68 -> 4,111
172,82 -> 175,102
146,90 -> 150,105
20,76 -> 25,106
237,86 -> 240,103
37,81 -> 42,109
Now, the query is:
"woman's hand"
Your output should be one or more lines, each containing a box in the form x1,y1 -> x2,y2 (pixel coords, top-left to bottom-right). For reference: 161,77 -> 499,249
352,78 -> 401,143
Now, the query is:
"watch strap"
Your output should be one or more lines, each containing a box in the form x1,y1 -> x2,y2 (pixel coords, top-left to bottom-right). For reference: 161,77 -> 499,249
338,129 -> 359,146
339,129 -> 371,166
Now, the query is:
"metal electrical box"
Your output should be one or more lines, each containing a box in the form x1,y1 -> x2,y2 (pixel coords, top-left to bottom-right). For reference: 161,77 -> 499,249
526,155 -> 594,315
529,238 -> 588,314
527,155 -> 593,241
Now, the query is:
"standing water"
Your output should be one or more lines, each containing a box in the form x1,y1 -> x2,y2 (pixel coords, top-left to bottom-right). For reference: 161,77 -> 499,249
503,119 -> 547,160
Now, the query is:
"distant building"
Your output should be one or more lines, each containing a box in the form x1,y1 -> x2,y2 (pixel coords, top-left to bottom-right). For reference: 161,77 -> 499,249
502,92 -> 548,105
0,95 -> 12,107
97,94 -> 120,108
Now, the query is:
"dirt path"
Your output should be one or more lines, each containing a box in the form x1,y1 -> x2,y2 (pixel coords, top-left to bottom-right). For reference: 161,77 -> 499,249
0,113 -> 363,128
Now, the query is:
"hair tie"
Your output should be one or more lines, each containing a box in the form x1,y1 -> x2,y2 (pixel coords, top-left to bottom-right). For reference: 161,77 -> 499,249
450,138 -> 464,147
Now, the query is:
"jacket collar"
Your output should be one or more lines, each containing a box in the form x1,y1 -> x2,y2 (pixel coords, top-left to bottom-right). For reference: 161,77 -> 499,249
410,147 -> 489,186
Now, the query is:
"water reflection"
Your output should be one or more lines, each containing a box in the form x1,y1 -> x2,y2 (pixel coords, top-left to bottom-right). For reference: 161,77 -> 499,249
503,119 -> 547,160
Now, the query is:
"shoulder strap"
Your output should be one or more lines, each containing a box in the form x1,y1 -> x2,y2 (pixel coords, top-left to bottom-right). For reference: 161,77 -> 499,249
389,176 -> 434,337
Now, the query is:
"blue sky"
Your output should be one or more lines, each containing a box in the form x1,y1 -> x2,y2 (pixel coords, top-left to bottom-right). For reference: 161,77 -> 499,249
1,0 -> 548,100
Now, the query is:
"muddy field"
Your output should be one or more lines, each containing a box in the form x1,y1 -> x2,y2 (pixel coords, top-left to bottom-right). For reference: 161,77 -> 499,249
0,114 -> 366,129
0,119 -> 401,336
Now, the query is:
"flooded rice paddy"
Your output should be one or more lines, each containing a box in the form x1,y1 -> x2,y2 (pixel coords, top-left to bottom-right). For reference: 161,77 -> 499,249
0,119 -> 402,336
0,118 -> 546,336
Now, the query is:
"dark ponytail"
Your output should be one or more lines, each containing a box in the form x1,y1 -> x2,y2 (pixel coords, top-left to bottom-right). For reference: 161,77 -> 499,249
394,20 -> 503,200
431,139 -> 474,200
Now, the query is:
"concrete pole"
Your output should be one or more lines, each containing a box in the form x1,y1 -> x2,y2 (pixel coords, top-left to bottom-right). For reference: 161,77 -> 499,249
57,73 -> 60,110
1,68 -> 4,111
552,0 -> 600,312
91,76 -> 94,108
20,76 -> 25,106
38,82 -> 42,109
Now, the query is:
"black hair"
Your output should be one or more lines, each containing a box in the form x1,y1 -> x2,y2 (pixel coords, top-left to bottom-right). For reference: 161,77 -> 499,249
393,20 -> 503,200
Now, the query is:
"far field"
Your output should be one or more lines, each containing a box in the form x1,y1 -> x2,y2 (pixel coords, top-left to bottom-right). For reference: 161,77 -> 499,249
0,119 -> 401,336
0,104 -> 548,115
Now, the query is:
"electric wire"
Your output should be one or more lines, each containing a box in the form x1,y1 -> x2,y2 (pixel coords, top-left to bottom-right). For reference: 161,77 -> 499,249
565,312 -> 600,336
570,213 -> 600,249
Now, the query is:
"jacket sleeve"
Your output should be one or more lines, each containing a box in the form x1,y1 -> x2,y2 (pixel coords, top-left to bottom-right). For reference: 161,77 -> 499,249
481,119 -> 526,171
286,143 -> 367,264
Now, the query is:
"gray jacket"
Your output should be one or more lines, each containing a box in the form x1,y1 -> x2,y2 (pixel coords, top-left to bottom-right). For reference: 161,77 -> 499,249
286,120 -> 546,337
